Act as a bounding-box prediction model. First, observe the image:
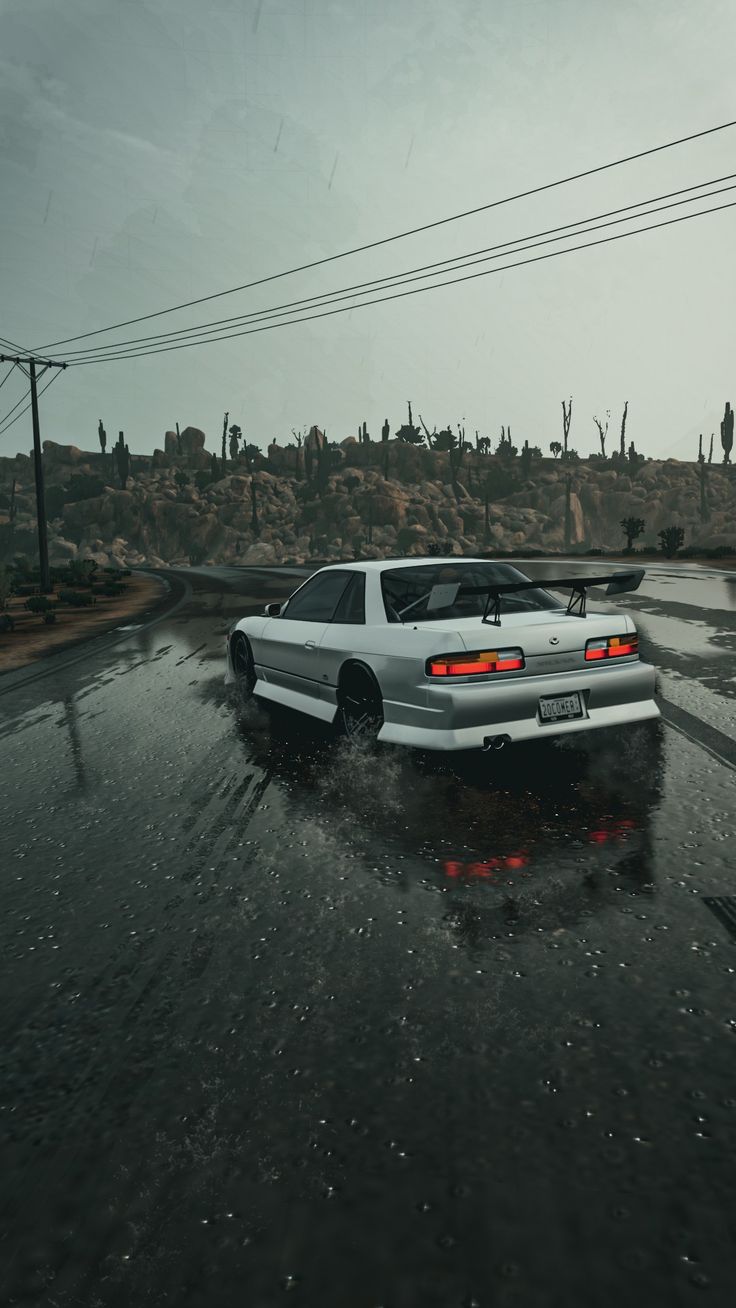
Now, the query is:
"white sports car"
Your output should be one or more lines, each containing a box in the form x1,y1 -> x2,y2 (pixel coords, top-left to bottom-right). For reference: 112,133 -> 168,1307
225,557 -> 659,750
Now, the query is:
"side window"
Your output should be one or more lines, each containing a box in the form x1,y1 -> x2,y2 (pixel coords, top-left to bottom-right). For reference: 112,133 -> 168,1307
280,571 -> 351,622
332,572 -> 366,624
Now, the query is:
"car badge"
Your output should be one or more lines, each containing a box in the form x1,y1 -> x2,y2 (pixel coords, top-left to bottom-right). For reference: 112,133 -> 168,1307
549,636 -> 560,645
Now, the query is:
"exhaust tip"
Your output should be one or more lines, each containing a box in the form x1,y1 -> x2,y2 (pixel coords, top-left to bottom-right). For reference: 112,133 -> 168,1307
482,734 -> 511,752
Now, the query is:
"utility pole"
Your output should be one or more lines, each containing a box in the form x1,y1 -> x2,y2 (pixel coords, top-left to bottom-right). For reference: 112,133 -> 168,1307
0,353 -> 67,592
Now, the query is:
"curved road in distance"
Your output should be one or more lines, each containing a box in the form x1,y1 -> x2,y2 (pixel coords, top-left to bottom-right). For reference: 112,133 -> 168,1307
1,560 -> 735,1308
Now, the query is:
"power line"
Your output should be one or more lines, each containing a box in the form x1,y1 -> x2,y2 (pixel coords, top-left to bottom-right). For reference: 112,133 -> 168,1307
66,196 -> 736,367
0,363 -> 17,393
0,334 -> 32,355
0,383 -> 33,431
0,370 -> 62,437
32,116 -> 736,353
56,173 -> 736,359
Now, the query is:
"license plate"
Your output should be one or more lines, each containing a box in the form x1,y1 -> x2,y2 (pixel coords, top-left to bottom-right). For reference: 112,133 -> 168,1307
538,691 -> 585,722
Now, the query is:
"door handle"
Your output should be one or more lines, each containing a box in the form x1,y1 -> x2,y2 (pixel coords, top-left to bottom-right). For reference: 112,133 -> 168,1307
304,640 -> 317,648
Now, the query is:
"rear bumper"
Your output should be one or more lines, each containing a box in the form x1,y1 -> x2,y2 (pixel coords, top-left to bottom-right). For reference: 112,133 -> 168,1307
378,660 -> 659,750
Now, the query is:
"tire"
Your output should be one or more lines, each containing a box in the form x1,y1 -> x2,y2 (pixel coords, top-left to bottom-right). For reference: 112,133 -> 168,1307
231,633 -> 256,700
337,665 -> 384,741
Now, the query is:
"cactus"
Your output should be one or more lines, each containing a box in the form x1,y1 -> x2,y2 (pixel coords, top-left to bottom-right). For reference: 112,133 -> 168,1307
176,421 -> 182,455
720,402 -> 734,464
210,451 -> 219,480
222,411 -> 229,466
114,432 -> 130,489
708,433 -> 714,464
97,419 -> 107,462
520,439 -> 532,478
697,434 -> 704,464
362,420 -> 369,444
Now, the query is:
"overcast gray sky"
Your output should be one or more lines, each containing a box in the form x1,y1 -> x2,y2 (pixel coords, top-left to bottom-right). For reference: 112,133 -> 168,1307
1,0 -> 735,462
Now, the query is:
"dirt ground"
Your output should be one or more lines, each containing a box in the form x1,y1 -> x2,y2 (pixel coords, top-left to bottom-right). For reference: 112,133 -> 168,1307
0,572 -> 166,673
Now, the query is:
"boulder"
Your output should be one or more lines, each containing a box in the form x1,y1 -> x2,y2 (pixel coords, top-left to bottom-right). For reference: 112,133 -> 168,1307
49,538 -> 78,561
43,441 -> 84,466
239,541 -> 279,565
179,426 -> 206,456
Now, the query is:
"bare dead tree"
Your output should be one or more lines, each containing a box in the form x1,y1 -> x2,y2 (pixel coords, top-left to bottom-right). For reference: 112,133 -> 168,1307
562,398 -> 572,456
593,411 -> 610,458
619,400 -> 629,458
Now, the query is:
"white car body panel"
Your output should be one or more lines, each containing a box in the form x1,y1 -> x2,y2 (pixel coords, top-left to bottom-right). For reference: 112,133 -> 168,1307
225,558 -> 660,749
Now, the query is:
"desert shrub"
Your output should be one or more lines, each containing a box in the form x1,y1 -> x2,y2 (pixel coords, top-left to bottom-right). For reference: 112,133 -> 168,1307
0,613 -> 14,633
101,583 -> 125,596
25,595 -> 53,613
658,525 -> 685,558
43,611 -> 56,624
63,558 -> 98,586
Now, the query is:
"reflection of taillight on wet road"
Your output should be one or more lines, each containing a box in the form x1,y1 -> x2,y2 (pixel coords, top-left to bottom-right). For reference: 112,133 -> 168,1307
444,851 -> 530,881
587,818 -> 637,844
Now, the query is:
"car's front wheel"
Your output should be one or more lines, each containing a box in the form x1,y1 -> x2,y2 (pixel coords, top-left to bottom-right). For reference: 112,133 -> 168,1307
231,633 -> 256,700
338,665 -> 384,742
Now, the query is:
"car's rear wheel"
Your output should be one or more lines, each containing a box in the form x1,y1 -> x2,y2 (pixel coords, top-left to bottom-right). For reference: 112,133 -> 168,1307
338,665 -> 384,741
231,633 -> 256,700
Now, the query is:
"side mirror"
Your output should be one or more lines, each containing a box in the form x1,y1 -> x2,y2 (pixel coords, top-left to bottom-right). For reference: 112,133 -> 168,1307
264,602 -> 283,617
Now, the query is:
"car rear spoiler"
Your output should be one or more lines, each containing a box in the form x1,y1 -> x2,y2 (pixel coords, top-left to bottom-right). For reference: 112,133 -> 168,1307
457,568 -> 646,625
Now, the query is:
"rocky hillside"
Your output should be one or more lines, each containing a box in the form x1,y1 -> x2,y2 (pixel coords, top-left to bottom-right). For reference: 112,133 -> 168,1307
0,430 -> 733,569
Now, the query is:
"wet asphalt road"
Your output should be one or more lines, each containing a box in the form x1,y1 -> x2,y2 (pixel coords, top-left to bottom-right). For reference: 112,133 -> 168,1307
1,562 -> 735,1308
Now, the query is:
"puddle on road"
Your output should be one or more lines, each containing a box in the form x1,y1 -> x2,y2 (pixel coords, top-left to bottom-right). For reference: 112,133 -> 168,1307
228,693 -> 665,943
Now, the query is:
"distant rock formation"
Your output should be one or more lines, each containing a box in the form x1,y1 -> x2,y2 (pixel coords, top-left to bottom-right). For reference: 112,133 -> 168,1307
0,431 -> 734,568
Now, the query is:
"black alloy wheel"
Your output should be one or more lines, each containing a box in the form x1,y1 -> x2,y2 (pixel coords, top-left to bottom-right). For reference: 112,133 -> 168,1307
339,667 -> 384,741
231,634 -> 256,699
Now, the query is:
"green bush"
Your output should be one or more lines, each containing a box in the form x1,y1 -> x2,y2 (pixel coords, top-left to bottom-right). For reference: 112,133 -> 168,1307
25,595 -> 53,613
101,583 -> 125,596
62,559 -> 98,586
43,611 -> 57,624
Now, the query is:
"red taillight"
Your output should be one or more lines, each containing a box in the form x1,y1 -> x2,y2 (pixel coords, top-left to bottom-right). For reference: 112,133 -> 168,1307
427,647 -> 525,677
585,633 -> 639,662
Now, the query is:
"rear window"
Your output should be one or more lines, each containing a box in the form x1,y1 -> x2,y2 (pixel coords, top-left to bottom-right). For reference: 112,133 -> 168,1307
381,562 -> 562,623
